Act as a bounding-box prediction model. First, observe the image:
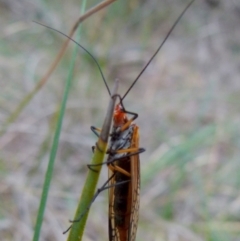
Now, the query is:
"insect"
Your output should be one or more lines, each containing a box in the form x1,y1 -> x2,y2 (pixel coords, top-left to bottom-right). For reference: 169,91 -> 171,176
105,2 -> 195,239
38,1 -> 195,239
89,97 -> 144,241
107,102 -> 144,241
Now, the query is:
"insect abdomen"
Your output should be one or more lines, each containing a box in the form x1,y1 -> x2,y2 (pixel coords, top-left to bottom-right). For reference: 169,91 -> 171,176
114,158 -> 131,228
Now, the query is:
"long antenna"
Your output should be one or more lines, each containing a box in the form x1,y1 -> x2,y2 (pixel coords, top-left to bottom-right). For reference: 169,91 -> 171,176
121,0 -> 195,100
33,21 -> 111,96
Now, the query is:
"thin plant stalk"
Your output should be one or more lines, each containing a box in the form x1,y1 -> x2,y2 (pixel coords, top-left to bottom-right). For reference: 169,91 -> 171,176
67,80 -> 119,241
32,1 -> 87,241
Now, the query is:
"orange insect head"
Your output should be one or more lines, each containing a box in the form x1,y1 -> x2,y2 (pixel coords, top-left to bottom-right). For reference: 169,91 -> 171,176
113,103 -> 128,127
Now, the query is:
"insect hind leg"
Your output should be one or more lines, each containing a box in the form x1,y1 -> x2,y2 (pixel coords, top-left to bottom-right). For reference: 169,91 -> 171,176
63,173 -> 130,234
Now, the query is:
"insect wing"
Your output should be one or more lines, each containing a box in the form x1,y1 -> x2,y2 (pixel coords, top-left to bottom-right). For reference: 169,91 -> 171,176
108,124 -> 140,241
108,125 -> 134,241
129,125 -> 140,241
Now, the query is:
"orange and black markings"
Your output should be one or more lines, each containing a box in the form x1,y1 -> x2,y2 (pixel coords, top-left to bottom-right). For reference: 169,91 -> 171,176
107,103 -> 144,241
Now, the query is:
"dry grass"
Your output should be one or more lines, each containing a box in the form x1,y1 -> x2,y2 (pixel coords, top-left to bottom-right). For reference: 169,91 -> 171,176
1,0 -> 240,240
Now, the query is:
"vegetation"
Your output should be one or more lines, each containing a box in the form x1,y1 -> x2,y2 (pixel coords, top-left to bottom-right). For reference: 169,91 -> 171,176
1,0 -> 240,240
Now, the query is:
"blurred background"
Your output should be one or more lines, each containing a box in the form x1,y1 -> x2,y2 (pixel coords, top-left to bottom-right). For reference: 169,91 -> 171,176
1,0 -> 240,240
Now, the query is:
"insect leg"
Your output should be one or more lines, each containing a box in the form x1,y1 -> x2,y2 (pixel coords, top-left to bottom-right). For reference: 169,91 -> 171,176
87,146 -> 144,172
91,126 -> 101,137
88,126 -> 105,172
88,141 -> 107,172
107,147 -> 145,177
63,173 -> 130,234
